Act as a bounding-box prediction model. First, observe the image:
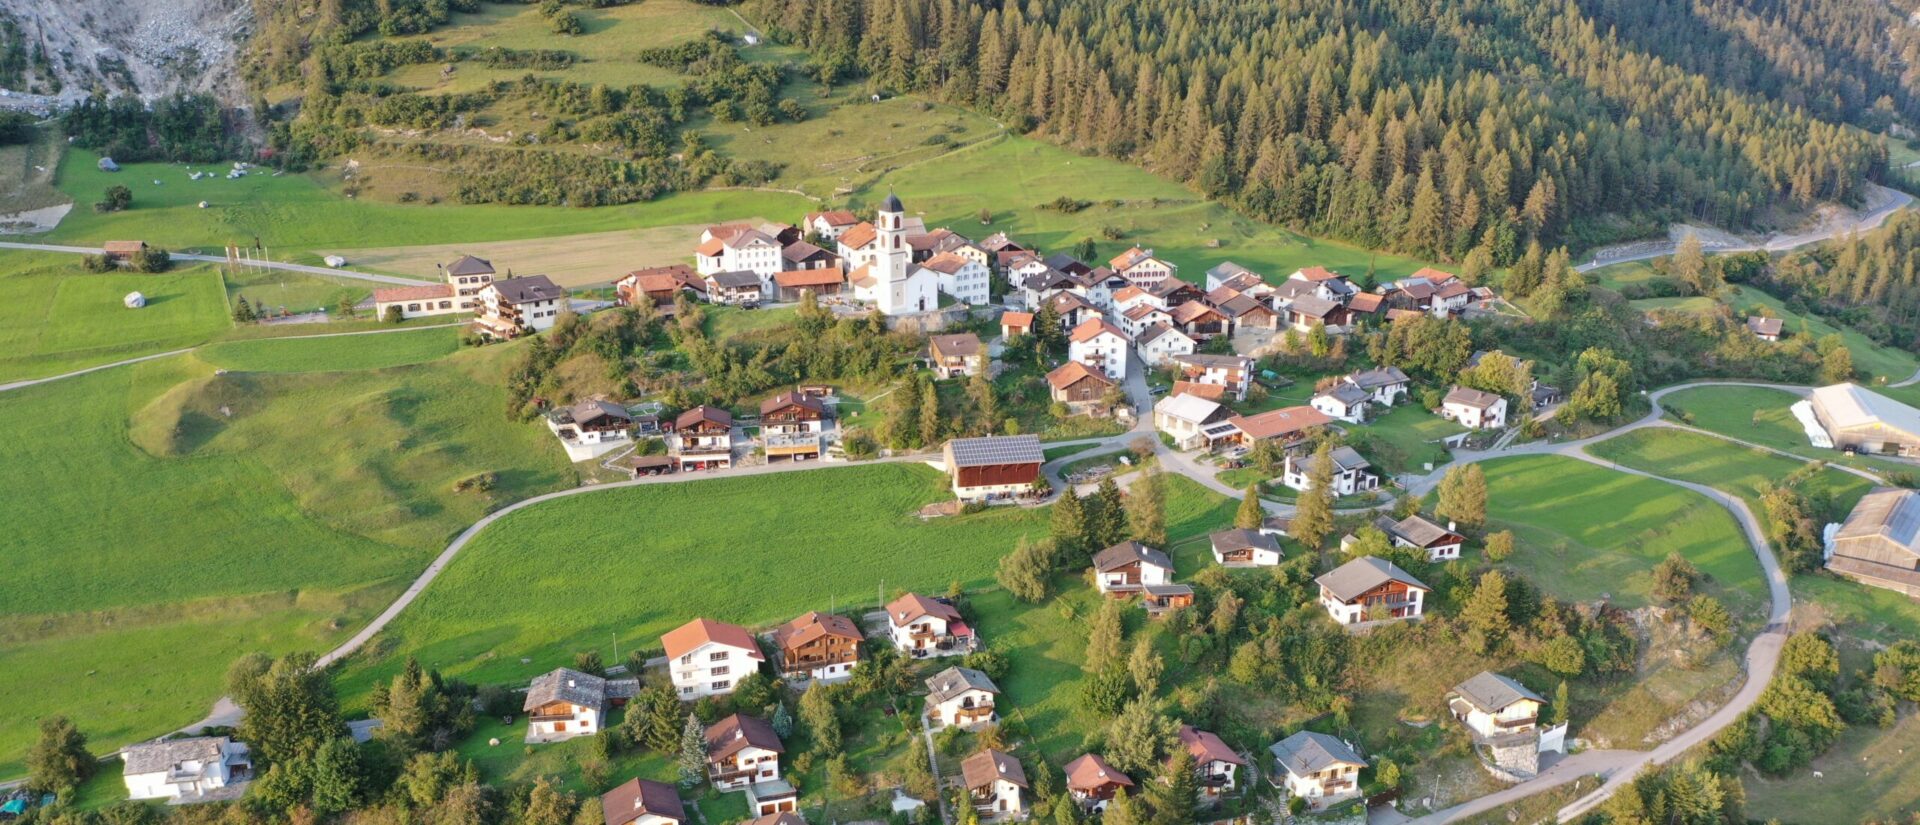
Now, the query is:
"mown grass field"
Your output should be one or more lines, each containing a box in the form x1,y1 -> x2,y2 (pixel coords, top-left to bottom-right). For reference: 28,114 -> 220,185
1477,455 -> 1766,618
1585,428 -> 1876,517
198,326 -> 463,373
1355,403 -> 1468,475
0,339 -> 576,774
1657,384 -> 1916,475
0,253 -> 232,381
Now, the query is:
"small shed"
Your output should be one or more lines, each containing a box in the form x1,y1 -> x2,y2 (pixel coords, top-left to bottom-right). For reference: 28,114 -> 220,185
98,157 -> 120,172
124,292 -> 146,309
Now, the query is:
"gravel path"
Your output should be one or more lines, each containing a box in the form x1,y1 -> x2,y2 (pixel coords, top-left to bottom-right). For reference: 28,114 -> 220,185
1575,184 -> 1913,272
0,241 -> 433,286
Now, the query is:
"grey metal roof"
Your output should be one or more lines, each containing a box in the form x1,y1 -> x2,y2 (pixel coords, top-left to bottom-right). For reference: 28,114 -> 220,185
1318,383 -> 1369,406
880,191 -> 904,212
709,270 -> 763,289
122,737 -> 231,775
1314,555 -> 1430,602
1834,488 -> 1920,558
1346,367 -> 1409,390
1210,528 -> 1278,554
1093,540 -> 1173,572
926,666 -> 1000,703
1171,353 -> 1252,370
1294,446 -> 1371,475
1287,295 -> 1340,318
944,435 -> 1044,467
1269,731 -> 1364,776
1207,261 -> 1255,282
1383,514 -> 1456,547
492,275 -> 566,304
1450,671 -> 1543,715
445,254 -> 495,277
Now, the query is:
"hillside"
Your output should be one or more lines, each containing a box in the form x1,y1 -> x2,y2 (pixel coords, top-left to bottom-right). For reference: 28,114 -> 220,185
0,0 -> 251,103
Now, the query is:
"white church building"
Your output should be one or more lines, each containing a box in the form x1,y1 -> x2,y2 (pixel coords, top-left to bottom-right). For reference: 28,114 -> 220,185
844,193 -> 938,316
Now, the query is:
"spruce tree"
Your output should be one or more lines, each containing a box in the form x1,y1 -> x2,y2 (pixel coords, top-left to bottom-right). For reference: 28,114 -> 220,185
1051,488 -> 1090,565
1290,443 -> 1336,549
677,714 -> 705,787
1234,485 -> 1263,529
1128,468 -> 1167,546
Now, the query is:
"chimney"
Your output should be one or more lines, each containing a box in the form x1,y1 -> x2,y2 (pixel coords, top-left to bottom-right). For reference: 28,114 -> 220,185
568,679 -> 577,688
1447,520 -> 1457,532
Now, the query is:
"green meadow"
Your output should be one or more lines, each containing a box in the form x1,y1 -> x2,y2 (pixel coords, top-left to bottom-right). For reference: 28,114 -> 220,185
0,254 -> 232,381
198,326 -> 463,373
1585,428 -> 1876,516
1476,454 -> 1766,619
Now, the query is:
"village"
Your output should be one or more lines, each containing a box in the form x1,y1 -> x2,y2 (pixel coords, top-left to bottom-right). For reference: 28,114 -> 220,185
80,191 -> 1920,825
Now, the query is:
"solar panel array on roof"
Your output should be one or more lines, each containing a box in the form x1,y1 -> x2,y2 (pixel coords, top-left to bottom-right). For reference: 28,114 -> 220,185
946,435 -> 1044,467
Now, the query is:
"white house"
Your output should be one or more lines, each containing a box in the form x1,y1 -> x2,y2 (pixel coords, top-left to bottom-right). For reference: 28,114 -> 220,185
1268,731 -> 1365,808
1153,393 -> 1233,451
803,210 -> 860,241
924,252 -> 991,305
705,714 -> 785,791
374,255 -> 497,320
1092,541 -> 1173,595
1108,246 -> 1176,288
1209,528 -> 1283,567
1315,556 -> 1430,625
961,749 -> 1027,819
1441,386 -> 1508,430
1069,319 -> 1131,380
663,618 -> 765,698
1281,447 -> 1379,496
1448,672 -> 1545,740
473,275 -> 568,340
1177,726 -> 1247,798
1136,323 -> 1197,367
122,737 -> 252,802
696,225 -> 784,282
523,667 -> 639,743
545,399 -> 636,461
926,666 -> 1000,731
885,592 -> 978,658
602,778 -> 687,825
1170,353 -> 1255,401
1310,383 -> 1371,424
1375,514 -> 1466,562
1345,367 -> 1411,406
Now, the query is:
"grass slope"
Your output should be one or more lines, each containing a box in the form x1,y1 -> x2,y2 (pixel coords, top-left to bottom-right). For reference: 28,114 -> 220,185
1477,454 -> 1766,619
0,253 -> 232,381
1657,385 -> 1913,475
198,326 -> 462,373
1585,427 -> 1875,516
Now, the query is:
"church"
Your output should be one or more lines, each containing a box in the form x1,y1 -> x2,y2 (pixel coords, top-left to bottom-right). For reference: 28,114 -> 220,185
839,193 -> 939,316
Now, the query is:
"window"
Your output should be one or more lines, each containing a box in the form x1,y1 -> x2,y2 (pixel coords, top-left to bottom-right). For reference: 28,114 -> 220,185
406,303 -> 420,312
680,654 -> 694,665
712,680 -> 730,691
681,686 -> 694,695
710,666 -> 730,677
709,651 -> 729,662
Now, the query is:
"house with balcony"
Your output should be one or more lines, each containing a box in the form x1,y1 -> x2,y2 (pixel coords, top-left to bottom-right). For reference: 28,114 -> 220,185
1209,528 -> 1282,567
760,392 -> 827,462
602,778 -> 687,825
705,714 -> 785,791
696,225 -> 784,282
674,406 -> 735,471
374,254 -> 497,320
1064,754 -> 1134,812
1310,383 -> 1371,424
1170,354 -> 1255,401
663,618 -> 764,698
1108,246 -> 1176,288
1344,367 -> 1411,406
1092,541 -> 1173,596
1268,731 -> 1365,808
772,611 -> 861,683
523,667 -> 639,743
122,737 -> 253,802
1315,556 -> 1430,625
1176,726 -> 1246,800
961,750 -> 1028,820
1154,393 -> 1234,451
473,275 -> 568,340
926,666 -> 1000,731
1069,319 -> 1131,381
1441,386 -> 1508,430
929,333 -> 986,379
1281,447 -> 1379,497
546,399 -> 636,461
1224,406 -> 1331,449
1448,672 -> 1544,741
616,264 -> 700,310
1376,514 -> 1466,562
885,592 -> 978,658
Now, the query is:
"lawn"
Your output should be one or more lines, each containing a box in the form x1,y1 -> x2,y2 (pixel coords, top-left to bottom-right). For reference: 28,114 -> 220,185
1476,455 -> 1766,620
329,463 -> 1055,702
198,326 -> 463,373
1584,428 -> 1876,518
0,253 -> 232,381
0,340 -> 576,773
1586,260 -> 1663,292
1351,403 -> 1466,476
1657,385 -> 1915,476
1724,288 -> 1919,384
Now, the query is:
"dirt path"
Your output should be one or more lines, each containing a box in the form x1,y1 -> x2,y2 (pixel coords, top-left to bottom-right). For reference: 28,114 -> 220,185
0,241 -> 434,286
1576,184 -> 1914,272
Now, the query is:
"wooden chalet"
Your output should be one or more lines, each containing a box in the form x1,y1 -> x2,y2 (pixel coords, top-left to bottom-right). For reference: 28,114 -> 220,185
760,392 -> 827,461
1315,556 -> 1431,625
674,406 -> 735,470
1064,754 -> 1134,812
772,611 -> 862,683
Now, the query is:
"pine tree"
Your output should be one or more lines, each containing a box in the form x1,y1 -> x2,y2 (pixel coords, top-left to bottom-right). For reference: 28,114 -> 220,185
1052,488 -> 1091,566
1435,464 -> 1487,529
969,369 -> 999,433
677,714 -> 705,787
919,378 -> 942,447
770,702 -> 794,738
1127,634 -> 1163,696
1290,443 -> 1336,549
1460,570 -> 1511,652
1085,599 -> 1126,672
1093,478 -> 1128,547
1234,485 -> 1263,529
1550,680 -> 1570,726
1673,233 -> 1708,295
1148,749 -> 1198,825
232,295 -> 256,323
1128,468 -> 1167,546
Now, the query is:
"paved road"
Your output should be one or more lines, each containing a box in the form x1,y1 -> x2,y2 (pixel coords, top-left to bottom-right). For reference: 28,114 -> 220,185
1575,184 -> 1914,273
0,240 -> 432,286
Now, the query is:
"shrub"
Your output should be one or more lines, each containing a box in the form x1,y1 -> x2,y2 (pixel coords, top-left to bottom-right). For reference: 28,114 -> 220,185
129,247 -> 171,273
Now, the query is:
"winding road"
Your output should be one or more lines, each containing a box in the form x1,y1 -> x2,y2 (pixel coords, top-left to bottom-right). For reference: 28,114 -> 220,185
1575,183 -> 1915,273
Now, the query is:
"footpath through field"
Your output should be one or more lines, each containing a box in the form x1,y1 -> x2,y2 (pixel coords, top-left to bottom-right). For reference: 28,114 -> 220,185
0,240 -> 433,286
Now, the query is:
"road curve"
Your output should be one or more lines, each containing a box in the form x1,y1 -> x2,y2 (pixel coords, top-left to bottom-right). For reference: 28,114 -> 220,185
1575,184 -> 1913,273
0,240 -> 432,286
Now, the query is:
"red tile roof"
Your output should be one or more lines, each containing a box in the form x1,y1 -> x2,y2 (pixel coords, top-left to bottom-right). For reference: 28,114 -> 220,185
374,283 -> 454,303
773,268 -> 845,288
838,222 -> 878,250
661,618 -> 762,661
1047,360 -> 1115,390
1069,318 -> 1128,343
886,592 -> 963,626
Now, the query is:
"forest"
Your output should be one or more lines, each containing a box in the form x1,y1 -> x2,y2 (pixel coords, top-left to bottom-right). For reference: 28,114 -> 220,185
752,0 -> 1892,261
1764,211 -> 1920,352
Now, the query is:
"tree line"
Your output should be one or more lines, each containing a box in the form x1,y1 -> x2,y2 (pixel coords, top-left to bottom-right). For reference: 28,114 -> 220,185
752,0 -> 1887,265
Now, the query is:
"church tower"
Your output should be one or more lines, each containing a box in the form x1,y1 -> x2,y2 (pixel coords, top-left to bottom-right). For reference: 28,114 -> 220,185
873,191 -> 915,314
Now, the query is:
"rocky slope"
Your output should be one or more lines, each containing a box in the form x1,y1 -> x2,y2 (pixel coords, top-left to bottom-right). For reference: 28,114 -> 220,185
0,0 -> 251,104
